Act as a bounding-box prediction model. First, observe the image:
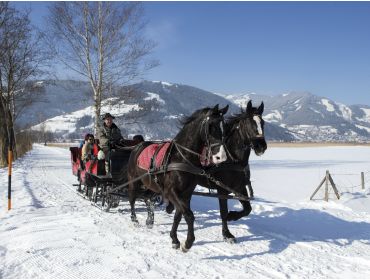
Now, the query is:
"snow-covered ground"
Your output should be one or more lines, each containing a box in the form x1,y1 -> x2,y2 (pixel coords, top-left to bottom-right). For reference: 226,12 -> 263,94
1,144 -> 370,278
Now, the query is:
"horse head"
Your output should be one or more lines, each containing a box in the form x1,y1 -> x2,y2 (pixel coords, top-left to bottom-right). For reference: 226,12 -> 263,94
238,100 -> 267,156
178,104 -> 229,165
225,100 -> 267,158
202,104 -> 229,164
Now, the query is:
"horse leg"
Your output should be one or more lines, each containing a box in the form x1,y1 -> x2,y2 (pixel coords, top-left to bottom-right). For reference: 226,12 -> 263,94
227,187 -> 252,221
166,201 -> 175,214
245,167 -> 254,199
128,181 -> 139,225
218,198 -> 236,243
227,199 -> 252,221
144,198 -> 155,228
247,183 -> 254,199
170,209 -> 182,249
181,206 -> 195,252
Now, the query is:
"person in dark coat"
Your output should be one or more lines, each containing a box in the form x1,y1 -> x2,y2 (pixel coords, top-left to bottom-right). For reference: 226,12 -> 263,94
97,113 -> 124,174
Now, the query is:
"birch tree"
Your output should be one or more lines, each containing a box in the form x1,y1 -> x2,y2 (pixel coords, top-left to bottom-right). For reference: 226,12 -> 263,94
47,2 -> 158,133
0,2 -> 49,166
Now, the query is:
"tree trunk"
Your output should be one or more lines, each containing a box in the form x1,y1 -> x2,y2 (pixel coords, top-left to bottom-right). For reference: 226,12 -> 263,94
94,91 -> 101,135
0,99 -> 9,167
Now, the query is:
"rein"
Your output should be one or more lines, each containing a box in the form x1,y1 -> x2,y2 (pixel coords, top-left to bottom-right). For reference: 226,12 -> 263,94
107,113 -> 250,201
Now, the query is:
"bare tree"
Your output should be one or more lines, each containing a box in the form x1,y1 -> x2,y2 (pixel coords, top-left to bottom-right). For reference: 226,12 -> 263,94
47,2 -> 158,133
0,2 -> 50,165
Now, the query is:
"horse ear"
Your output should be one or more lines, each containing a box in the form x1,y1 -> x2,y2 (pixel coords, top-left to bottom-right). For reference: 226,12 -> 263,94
207,104 -> 219,116
220,104 -> 229,115
246,100 -> 252,115
210,104 -> 219,115
257,102 -> 264,115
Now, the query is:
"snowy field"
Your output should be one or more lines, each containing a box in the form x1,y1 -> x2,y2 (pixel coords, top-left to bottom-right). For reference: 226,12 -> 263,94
1,144 -> 370,278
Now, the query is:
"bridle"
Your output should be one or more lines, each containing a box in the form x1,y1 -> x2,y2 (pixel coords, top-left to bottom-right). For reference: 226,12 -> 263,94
174,113 -> 227,165
222,114 -> 265,162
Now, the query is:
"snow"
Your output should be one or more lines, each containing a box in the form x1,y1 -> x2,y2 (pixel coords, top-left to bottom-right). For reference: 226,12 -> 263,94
337,103 -> 353,121
152,81 -> 173,87
144,92 -> 165,104
264,110 -> 283,122
31,98 -> 141,135
355,124 -> 370,133
224,94 -> 251,107
1,144 -> 370,278
358,108 -> 370,122
321,99 -> 335,112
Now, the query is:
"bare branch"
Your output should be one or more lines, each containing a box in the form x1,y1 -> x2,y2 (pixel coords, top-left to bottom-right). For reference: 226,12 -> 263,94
46,1 -> 158,132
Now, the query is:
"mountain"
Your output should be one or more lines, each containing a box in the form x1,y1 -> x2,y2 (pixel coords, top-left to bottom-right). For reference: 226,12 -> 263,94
225,92 -> 370,142
22,80 -> 293,141
20,80 -> 369,142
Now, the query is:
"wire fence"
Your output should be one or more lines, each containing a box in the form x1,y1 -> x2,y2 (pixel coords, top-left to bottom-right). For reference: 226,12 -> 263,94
326,170 -> 370,194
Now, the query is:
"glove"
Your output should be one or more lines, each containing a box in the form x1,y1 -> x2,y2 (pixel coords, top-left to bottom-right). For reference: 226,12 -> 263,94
97,150 -> 105,160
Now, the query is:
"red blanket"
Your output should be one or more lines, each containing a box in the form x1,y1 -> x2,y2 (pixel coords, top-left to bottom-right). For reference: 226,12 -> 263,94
137,142 -> 171,170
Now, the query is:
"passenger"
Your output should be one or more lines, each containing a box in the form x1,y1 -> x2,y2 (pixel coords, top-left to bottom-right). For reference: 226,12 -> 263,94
81,134 -> 96,163
79,134 -> 90,149
97,113 -> 124,174
133,134 -> 144,143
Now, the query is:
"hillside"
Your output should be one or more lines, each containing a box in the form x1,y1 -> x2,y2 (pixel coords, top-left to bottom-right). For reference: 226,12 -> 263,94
22,80 -> 294,141
18,80 -> 370,142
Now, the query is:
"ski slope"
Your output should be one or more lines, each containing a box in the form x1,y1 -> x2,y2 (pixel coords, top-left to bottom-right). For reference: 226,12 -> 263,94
1,144 -> 370,278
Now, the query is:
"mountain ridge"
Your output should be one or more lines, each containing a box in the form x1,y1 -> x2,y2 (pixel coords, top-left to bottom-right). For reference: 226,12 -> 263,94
20,80 -> 370,142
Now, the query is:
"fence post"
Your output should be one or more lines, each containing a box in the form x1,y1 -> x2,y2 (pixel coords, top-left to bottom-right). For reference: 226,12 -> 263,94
8,148 -> 12,210
324,170 -> 329,201
361,172 -> 365,190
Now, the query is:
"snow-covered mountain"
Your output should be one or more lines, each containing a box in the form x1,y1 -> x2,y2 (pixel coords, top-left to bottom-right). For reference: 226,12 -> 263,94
20,80 -> 294,141
19,80 -> 369,142
225,91 -> 370,142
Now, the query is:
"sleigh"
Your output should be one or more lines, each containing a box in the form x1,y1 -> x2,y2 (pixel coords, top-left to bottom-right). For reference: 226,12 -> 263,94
69,138 -> 163,211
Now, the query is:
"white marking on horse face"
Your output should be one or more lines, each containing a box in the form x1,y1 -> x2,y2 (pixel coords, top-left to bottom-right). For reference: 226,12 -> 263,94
220,121 -> 224,135
212,145 -> 227,164
253,115 -> 263,136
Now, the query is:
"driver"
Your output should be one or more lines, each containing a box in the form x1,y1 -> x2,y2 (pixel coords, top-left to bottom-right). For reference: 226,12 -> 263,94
97,113 -> 124,174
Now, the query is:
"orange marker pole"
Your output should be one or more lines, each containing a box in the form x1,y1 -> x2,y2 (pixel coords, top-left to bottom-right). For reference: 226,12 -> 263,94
8,148 -> 12,210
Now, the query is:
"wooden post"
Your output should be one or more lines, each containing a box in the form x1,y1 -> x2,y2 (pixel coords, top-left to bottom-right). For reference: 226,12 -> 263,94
361,172 -> 365,190
310,177 -> 326,200
324,170 -> 329,202
310,170 -> 340,201
8,148 -> 12,210
328,173 -> 340,200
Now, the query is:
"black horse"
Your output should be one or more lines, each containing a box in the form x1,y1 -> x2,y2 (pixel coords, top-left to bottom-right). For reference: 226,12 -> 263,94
204,100 -> 267,242
166,100 -> 267,242
127,105 -> 229,251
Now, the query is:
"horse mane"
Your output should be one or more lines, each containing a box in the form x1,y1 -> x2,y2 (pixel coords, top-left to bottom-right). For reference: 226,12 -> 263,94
226,105 -> 260,125
179,107 -> 211,127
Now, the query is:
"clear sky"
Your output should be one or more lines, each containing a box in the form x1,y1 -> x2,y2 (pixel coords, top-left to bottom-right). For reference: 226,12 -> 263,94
13,1 -> 370,105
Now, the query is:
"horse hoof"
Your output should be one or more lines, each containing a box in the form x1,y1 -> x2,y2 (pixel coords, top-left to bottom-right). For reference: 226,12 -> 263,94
172,243 -> 180,249
146,223 -> 153,229
224,237 -> 237,244
181,243 -> 190,253
166,204 -> 174,214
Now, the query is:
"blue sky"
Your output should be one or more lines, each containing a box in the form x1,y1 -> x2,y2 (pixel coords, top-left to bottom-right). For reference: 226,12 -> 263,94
14,1 -> 370,105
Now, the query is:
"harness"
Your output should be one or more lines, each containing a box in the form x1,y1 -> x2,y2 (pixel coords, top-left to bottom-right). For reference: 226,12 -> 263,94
103,114 -> 251,202
224,114 -> 265,160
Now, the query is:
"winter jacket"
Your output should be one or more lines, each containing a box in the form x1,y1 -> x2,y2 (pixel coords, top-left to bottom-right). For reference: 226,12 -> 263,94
81,142 -> 94,162
97,123 -> 123,150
